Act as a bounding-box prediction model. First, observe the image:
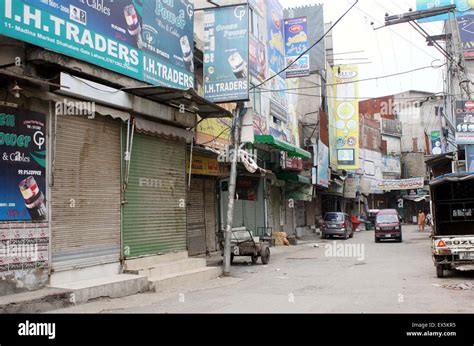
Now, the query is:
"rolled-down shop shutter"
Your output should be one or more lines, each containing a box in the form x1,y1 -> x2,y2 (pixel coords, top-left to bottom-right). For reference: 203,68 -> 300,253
52,115 -> 122,271
186,178 -> 206,256
204,179 -> 217,252
123,132 -> 187,258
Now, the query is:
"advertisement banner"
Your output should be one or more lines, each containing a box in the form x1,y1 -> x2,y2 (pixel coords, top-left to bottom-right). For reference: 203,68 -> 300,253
455,101 -> 474,144
267,0 -> 286,76
416,0 -> 474,23
382,155 -> 402,175
249,35 -> 267,82
376,177 -> 425,191
430,130 -> 443,155
458,14 -> 474,59
284,16 -> 310,78
334,65 -> 359,170
0,0 -> 195,90
0,106 -> 47,221
466,145 -> 474,171
317,140 -> 329,188
326,63 -> 337,168
203,5 -> 249,103
186,154 -> 220,176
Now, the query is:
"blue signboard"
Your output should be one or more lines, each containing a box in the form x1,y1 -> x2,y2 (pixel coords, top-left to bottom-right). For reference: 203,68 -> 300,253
284,17 -> 310,78
0,0 -> 195,90
0,107 -> 47,221
203,5 -> 249,103
266,0 -> 285,76
416,0 -> 474,22
458,14 -> 474,59
467,145 -> 474,171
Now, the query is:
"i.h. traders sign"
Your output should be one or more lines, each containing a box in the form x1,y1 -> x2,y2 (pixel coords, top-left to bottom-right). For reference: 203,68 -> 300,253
0,0 -> 195,90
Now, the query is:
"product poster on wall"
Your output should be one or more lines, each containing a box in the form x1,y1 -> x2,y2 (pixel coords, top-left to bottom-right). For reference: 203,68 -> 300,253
0,0 -> 195,89
203,4 -> 249,103
0,106 -> 47,221
284,16 -> 310,78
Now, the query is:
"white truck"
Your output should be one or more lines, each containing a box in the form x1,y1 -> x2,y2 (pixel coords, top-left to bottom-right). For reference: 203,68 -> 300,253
430,173 -> 474,278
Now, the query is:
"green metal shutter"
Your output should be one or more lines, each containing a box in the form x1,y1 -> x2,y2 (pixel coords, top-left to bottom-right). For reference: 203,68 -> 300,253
52,116 -> 121,271
123,133 -> 186,258
186,178 -> 206,256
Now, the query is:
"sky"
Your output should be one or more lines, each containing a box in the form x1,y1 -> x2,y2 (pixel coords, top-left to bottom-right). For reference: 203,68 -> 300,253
279,0 -> 446,99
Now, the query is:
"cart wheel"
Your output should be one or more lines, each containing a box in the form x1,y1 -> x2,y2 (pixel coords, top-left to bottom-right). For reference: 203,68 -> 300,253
261,247 -> 270,264
251,254 -> 258,264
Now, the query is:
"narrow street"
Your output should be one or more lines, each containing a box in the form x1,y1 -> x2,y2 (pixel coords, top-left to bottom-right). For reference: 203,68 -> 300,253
51,225 -> 474,313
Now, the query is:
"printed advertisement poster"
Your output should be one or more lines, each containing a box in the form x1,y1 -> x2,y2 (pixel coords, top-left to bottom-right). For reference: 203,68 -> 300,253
334,65 -> 359,170
284,17 -> 310,78
203,5 -> 249,103
0,0 -> 195,90
416,0 -> 473,23
458,14 -> 474,59
0,106 -> 47,221
455,101 -> 474,144
249,35 -> 267,82
267,0 -> 285,76
382,155 -> 402,175
317,140 -> 329,188
376,177 -> 425,191
430,130 -> 443,155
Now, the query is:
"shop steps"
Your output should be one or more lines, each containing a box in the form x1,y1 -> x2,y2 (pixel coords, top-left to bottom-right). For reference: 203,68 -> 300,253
149,266 -> 223,292
133,258 -> 207,278
123,251 -> 189,272
0,287 -> 73,313
51,274 -> 149,305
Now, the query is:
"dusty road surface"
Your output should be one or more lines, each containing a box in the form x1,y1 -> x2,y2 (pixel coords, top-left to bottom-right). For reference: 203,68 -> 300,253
51,225 -> 474,313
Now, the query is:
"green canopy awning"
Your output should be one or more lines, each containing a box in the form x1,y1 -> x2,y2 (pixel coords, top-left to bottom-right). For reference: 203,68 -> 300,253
254,135 -> 311,159
276,172 -> 312,185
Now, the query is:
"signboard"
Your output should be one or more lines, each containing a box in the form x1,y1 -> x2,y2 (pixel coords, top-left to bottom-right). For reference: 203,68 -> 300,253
430,130 -> 443,155
186,154 -> 220,176
376,177 -> 424,191
458,14 -> 474,59
382,155 -> 402,175
284,17 -> 310,78
0,106 -> 47,221
0,0 -> 195,90
416,0 -> 474,23
236,177 -> 259,201
266,0 -> 286,76
317,140 -> 329,188
334,65 -> 359,170
455,100 -> 474,144
204,5 -> 249,103
466,145 -> 474,171
281,153 -> 303,171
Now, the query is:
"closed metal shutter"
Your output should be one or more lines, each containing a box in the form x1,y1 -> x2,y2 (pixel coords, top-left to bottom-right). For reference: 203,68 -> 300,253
204,179 -> 217,253
186,178 -> 206,256
123,133 -> 186,258
52,116 -> 121,271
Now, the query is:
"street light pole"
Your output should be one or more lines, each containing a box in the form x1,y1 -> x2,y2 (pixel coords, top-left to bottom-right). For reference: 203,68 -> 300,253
223,103 -> 243,276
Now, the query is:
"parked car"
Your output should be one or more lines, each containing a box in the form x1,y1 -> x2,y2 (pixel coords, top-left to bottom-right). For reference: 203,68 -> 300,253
321,212 -> 354,240
374,209 -> 402,243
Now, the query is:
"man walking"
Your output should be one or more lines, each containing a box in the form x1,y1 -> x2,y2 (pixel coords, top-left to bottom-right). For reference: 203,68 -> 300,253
418,210 -> 426,232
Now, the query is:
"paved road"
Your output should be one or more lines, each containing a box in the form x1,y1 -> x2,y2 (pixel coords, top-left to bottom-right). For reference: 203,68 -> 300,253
52,225 -> 474,313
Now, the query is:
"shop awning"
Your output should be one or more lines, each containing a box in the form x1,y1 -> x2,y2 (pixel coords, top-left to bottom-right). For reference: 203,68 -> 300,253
254,135 -> 311,159
135,117 -> 194,142
276,172 -> 312,185
122,86 -> 232,119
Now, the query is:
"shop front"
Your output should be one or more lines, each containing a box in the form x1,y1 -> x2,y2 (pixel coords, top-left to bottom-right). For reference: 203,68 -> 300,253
186,152 -> 221,256
121,117 -> 193,259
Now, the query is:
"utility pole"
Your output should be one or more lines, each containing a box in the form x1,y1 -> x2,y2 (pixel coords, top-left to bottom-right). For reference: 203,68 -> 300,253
223,103 -> 243,276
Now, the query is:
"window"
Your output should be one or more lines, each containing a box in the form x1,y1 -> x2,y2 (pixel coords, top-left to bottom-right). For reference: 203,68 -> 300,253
249,8 -> 258,36
250,83 -> 262,115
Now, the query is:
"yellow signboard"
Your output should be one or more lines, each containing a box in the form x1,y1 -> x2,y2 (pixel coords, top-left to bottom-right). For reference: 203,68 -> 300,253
333,65 -> 359,170
186,154 -> 221,176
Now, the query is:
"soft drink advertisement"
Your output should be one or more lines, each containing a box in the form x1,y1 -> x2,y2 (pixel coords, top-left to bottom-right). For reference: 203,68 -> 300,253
458,14 -> 474,59
284,16 -> 310,78
0,0 -> 195,90
0,106 -> 47,221
203,5 -> 249,103
266,0 -> 285,76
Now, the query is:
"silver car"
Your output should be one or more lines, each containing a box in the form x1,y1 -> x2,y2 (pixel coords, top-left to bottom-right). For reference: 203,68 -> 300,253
321,212 -> 354,240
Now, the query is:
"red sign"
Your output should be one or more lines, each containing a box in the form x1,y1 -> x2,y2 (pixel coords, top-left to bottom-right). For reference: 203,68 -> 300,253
282,156 -> 303,171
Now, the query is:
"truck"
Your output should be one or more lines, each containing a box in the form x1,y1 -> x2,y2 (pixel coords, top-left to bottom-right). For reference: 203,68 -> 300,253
430,173 -> 474,278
